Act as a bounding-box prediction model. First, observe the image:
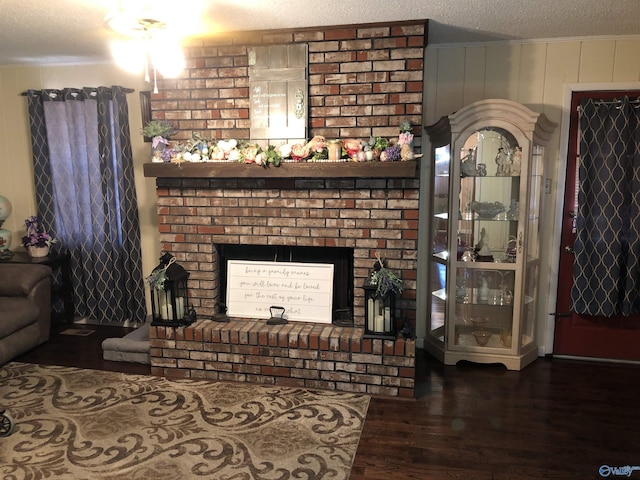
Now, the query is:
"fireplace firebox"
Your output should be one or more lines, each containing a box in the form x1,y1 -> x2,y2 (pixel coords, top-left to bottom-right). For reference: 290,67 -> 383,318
217,244 -> 354,325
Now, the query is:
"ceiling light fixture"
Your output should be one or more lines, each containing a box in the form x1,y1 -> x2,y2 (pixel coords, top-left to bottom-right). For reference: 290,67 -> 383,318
105,7 -> 185,93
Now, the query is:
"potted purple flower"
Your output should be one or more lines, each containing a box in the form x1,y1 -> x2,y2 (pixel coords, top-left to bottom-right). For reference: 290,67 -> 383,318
21,216 -> 57,258
142,120 -> 178,163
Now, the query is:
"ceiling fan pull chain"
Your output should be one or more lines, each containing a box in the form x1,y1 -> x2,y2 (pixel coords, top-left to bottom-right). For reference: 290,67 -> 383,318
153,65 -> 158,94
144,53 -> 150,84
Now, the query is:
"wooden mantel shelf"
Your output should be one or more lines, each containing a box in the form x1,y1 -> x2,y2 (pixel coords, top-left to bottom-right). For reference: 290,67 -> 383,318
143,160 -> 419,179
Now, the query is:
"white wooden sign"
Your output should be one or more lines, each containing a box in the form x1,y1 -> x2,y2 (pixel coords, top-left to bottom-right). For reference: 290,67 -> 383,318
226,260 -> 334,323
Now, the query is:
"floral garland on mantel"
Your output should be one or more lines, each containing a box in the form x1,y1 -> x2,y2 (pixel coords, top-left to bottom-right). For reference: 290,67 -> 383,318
146,120 -> 417,168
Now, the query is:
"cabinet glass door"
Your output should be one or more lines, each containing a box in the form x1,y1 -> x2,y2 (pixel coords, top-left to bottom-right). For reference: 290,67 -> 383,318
520,144 -> 544,348
429,144 -> 451,344
450,127 -> 521,352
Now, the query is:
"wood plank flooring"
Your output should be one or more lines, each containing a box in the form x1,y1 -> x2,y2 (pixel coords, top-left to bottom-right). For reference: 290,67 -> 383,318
15,324 -> 150,375
13,324 -> 640,479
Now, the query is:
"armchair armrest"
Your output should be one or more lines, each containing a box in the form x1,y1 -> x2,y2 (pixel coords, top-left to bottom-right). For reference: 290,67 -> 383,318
0,264 -> 52,296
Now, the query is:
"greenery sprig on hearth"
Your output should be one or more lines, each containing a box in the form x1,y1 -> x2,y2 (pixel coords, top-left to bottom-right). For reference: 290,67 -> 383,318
146,253 -> 179,290
369,253 -> 403,297
146,267 -> 167,291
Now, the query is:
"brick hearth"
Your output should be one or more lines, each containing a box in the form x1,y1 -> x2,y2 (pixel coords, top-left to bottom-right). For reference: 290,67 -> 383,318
150,319 -> 415,397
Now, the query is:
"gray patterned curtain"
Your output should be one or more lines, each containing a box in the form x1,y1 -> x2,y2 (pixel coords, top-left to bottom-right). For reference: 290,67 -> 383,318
570,96 -> 640,316
25,86 -> 146,324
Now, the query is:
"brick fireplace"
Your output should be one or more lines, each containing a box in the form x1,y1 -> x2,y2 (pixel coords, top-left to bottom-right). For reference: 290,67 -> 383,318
143,19 -> 425,397
146,163 -> 419,396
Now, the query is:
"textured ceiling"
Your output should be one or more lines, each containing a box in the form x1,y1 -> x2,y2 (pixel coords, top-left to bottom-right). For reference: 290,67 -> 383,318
1,0 -> 639,66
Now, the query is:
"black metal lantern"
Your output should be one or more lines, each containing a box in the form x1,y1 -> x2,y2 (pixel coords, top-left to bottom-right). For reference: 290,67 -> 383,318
149,253 -> 194,326
363,258 -> 400,339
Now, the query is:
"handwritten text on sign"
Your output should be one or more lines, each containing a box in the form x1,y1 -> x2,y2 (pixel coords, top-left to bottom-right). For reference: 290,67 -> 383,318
226,260 -> 334,323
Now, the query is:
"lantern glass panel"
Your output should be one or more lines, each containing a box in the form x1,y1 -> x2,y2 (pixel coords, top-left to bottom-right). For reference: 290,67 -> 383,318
149,253 -> 191,326
364,282 -> 396,338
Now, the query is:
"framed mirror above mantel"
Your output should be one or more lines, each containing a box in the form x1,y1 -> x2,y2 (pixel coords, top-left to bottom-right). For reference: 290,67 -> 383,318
143,160 -> 419,179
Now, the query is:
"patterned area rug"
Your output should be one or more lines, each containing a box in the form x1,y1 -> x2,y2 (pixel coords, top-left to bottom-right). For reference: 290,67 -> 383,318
0,362 -> 370,479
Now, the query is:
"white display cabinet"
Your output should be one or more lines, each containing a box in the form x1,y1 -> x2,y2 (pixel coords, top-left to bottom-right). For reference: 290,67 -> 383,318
425,99 -> 556,370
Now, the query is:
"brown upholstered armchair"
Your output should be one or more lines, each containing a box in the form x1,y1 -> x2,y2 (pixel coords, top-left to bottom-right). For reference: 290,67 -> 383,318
0,263 -> 51,365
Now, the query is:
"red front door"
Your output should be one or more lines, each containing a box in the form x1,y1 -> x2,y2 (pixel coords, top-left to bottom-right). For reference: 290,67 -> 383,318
553,90 -> 640,361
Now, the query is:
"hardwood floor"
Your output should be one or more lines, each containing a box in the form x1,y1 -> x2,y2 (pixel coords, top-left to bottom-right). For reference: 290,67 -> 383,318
13,324 -> 640,479
14,324 -> 150,375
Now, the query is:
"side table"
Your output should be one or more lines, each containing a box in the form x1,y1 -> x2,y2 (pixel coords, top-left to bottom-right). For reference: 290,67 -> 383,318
2,250 -> 74,325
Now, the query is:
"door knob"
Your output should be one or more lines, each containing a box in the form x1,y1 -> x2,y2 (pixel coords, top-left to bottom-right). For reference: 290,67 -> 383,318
564,245 -> 574,254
